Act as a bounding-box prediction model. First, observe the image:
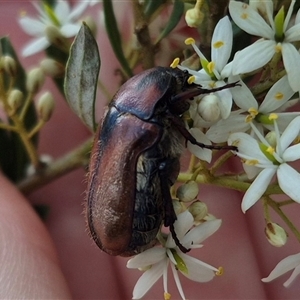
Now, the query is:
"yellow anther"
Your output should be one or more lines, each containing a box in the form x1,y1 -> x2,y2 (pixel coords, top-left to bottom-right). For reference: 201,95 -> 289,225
245,115 -> 254,123
275,43 -> 282,53
269,113 -> 278,120
213,41 -> 224,49
294,136 -> 300,144
209,81 -> 216,88
274,92 -> 284,100
207,61 -> 215,74
188,75 -> 195,84
248,107 -> 258,116
216,266 -> 224,276
170,58 -> 180,68
164,292 -> 171,300
241,13 -> 248,19
19,10 -> 27,17
231,139 -> 240,147
185,37 -> 196,45
245,159 -> 259,166
266,146 -> 275,155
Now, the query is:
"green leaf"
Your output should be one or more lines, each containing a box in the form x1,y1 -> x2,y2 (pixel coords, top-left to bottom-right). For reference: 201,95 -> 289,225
144,0 -> 167,18
103,0 -> 133,77
155,0 -> 184,44
64,23 -> 100,132
0,37 -> 38,182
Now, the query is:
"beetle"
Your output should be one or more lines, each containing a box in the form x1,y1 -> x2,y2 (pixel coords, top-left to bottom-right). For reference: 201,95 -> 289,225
86,66 -> 237,256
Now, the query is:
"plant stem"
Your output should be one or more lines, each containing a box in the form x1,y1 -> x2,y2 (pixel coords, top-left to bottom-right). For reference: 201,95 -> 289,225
17,137 -> 92,194
267,198 -> 300,243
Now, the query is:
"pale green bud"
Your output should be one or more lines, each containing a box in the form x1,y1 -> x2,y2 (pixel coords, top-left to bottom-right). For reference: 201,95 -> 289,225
2,56 -> 17,76
45,25 -> 68,51
40,58 -> 65,78
188,201 -> 208,222
8,89 -> 23,111
172,199 -> 186,215
198,94 -> 220,122
83,17 -> 97,37
37,91 -> 55,122
265,222 -> 288,247
26,68 -> 45,94
176,181 -> 199,203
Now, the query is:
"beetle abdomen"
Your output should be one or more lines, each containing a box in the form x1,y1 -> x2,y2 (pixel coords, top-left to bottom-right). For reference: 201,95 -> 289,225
87,107 -> 162,256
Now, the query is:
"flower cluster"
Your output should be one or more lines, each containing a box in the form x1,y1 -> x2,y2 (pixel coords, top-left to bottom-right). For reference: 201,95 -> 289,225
169,0 -> 300,293
127,210 -> 222,300
2,0 -> 300,299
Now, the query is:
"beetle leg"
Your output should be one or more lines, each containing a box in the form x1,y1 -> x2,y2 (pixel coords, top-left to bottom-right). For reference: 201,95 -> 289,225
158,161 -> 190,253
169,114 -> 238,151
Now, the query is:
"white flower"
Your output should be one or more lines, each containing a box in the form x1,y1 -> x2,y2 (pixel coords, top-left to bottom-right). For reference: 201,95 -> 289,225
127,211 -> 222,300
175,16 -> 234,120
19,1 -> 90,56
206,75 -> 299,143
262,252 -> 300,287
228,115 -> 300,212
229,0 -> 300,92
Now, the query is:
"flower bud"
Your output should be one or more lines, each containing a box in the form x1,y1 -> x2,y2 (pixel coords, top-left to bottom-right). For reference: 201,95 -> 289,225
2,56 -> 17,76
8,89 -> 23,111
45,25 -> 69,51
37,92 -> 55,122
26,67 -> 45,94
185,0 -> 204,28
83,16 -> 97,37
172,199 -> 186,215
198,94 -> 220,122
176,181 -> 199,203
40,58 -> 65,77
188,201 -> 208,222
265,222 -> 288,247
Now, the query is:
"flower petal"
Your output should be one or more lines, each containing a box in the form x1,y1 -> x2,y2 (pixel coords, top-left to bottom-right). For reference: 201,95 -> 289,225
132,259 -> 167,299
282,43 -> 300,92
262,252 -> 300,286
231,78 -> 258,110
206,112 -> 249,143
22,37 -> 50,57
241,168 -> 276,212
259,75 -> 294,113
179,253 -> 216,282
187,128 -> 212,163
229,1 -> 274,38
18,16 -> 46,36
282,143 -> 300,162
68,1 -> 90,21
55,1 -> 70,23
215,87 -> 232,119
283,265 -> 300,287
211,16 -> 232,71
127,248 -> 166,269
285,22 -> 300,42
232,40 -> 275,75
60,23 -> 81,37
277,163 -> 300,203
228,132 -> 269,163
182,219 -> 222,246
173,211 -> 194,238
278,116 -> 300,152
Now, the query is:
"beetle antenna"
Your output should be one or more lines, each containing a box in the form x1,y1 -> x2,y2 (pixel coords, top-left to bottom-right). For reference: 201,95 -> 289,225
171,81 -> 240,103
